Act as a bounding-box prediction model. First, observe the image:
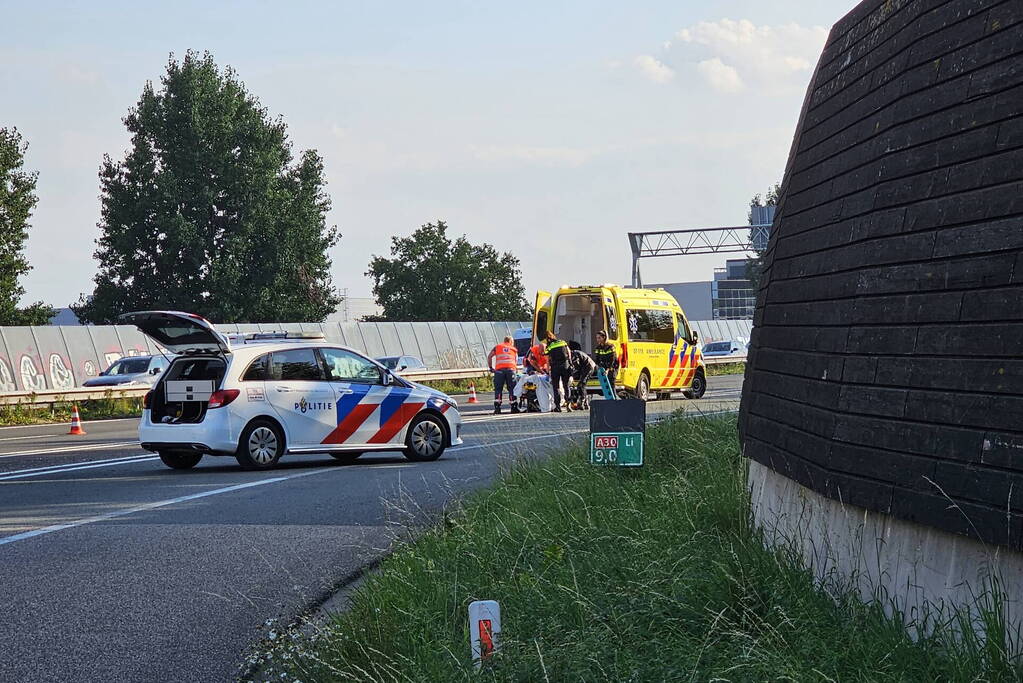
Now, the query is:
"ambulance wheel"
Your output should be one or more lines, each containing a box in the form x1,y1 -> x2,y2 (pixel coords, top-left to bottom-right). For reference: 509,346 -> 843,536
236,419 -> 285,470
330,451 -> 363,464
404,414 -> 446,462
684,369 -> 707,399
158,450 -> 202,470
634,372 -> 651,401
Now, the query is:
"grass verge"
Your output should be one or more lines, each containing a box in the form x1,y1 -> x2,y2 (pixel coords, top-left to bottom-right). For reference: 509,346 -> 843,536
706,361 -> 745,376
0,396 -> 143,426
250,414 -> 1018,681
418,375 -> 494,395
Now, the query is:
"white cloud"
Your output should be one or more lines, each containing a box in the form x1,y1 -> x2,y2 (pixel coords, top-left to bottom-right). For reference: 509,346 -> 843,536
696,58 -> 744,94
672,18 -> 828,94
633,54 -> 674,84
55,64 -> 101,86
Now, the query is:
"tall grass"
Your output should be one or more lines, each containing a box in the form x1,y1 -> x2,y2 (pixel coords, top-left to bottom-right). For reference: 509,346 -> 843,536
249,415 -> 1020,681
418,375 -> 495,396
706,361 -> 745,376
0,396 -> 142,426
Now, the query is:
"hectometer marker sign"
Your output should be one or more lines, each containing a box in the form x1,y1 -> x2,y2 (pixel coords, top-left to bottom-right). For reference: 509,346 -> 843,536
590,432 -> 643,466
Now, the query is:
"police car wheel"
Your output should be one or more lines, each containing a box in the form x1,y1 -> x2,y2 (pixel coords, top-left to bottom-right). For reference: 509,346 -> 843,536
684,370 -> 707,399
330,451 -> 363,464
236,419 -> 285,470
158,450 -> 202,470
404,414 -> 446,462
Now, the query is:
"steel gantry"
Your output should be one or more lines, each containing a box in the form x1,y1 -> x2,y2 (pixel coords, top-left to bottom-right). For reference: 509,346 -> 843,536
628,224 -> 770,287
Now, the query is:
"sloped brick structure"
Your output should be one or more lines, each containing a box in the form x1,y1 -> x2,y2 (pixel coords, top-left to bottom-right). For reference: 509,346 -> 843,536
740,0 -> 1023,548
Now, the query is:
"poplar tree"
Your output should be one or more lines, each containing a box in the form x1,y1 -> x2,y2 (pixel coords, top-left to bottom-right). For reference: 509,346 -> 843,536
75,51 -> 340,324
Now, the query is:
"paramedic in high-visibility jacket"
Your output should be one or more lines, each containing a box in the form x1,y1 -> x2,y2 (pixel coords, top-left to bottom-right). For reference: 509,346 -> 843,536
544,331 -> 574,412
487,336 -> 520,415
593,330 -> 619,388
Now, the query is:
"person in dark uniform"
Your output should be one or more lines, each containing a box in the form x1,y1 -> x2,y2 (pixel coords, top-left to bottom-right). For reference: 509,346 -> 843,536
544,331 -> 573,412
593,330 -> 619,392
570,349 -> 597,409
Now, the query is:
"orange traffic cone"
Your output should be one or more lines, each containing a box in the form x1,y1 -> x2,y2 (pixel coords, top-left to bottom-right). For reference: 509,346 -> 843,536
68,404 -> 87,435
467,382 -> 479,404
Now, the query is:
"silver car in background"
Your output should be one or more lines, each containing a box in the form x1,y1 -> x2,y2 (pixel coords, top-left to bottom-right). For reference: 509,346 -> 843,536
81,355 -> 170,387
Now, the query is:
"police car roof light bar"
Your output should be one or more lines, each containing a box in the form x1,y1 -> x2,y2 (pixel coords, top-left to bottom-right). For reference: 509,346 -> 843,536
227,331 -> 327,344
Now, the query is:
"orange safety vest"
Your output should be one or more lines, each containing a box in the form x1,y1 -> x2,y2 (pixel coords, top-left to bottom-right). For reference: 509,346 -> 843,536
492,343 -> 518,370
528,344 -> 549,371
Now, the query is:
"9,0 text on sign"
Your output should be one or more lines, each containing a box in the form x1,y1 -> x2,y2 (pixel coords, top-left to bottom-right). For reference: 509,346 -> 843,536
590,432 -> 643,466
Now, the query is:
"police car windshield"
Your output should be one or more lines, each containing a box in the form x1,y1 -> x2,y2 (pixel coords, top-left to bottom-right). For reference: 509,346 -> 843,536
377,357 -> 400,370
704,342 -> 732,352
107,358 -> 150,375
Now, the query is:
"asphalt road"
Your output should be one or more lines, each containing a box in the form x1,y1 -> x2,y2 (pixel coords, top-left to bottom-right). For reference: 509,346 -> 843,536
0,374 -> 742,682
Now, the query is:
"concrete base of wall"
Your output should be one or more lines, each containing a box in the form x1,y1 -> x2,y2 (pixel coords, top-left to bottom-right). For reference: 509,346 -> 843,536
748,460 -> 1023,640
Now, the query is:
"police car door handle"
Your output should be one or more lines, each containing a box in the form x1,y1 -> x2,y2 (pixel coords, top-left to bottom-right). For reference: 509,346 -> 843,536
275,386 -> 292,393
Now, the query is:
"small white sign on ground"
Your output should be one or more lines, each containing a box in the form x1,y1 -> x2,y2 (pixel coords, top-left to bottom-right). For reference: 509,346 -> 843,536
468,599 -> 501,668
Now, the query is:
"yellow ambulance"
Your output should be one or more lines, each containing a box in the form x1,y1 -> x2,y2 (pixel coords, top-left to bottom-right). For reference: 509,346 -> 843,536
532,284 -> 707,400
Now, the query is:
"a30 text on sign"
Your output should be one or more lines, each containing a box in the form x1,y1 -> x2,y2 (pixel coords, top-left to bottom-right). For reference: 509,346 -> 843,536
590,432 -> 643,466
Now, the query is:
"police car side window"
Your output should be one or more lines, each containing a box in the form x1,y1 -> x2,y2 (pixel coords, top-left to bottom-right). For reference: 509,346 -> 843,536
321,348 -> 382,384
270,349 -> 324,381
242,354 -> 270,381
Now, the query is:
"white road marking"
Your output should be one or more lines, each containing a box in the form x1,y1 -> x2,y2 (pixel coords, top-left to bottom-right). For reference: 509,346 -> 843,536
0,468 -> 341,547
0,432 -> 100,443
0,441 -> 139,459
449,430 -> 588,452
0,416 -> 140,432
0,454 -> 157,481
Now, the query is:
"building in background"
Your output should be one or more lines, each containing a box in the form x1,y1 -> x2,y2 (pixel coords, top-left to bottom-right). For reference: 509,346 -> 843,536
648,258 -> 754,321
712,259 -> 755,319
49,308 -> 82,325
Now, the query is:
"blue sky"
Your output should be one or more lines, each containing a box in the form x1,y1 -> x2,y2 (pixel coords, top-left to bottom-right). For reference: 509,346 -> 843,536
3,0 -> 855,309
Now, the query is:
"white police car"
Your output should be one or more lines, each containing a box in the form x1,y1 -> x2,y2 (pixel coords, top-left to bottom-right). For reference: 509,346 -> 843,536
120,311 -> 462,471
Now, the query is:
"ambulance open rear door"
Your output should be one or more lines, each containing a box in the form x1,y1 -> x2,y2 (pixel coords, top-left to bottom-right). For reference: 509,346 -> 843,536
532,290 -> 552,343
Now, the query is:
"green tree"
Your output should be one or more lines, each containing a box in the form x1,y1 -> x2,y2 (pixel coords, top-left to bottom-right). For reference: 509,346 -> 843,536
746,182 -> 780,292
367,221 -> 530,321
0,128 -> 54,326
74,51 -> 340,324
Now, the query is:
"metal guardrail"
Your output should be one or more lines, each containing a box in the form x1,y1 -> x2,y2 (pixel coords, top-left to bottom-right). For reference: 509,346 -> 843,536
0,360 -> 744,407
401,368 -> 491,382
703,355 -> 747,365
0,368 -> 494,406
0,386 -> 151,406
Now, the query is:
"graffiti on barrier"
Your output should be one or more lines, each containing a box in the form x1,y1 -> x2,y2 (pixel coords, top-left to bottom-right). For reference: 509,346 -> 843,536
49,353 -> 75,389
20,355 -> 46,392
0,358 -> 14,393
83,360 -> 97,377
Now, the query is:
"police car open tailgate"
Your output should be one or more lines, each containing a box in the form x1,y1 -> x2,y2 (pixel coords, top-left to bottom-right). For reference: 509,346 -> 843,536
118,311 -> 232,355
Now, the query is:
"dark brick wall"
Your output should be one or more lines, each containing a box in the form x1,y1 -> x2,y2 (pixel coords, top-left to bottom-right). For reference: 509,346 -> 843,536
739,0 -> 1023,548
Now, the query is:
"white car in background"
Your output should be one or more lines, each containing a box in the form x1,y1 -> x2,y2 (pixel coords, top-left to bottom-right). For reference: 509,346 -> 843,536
120,311 -> 462,471
701,340 -> 745,358
375,355 -> 426,374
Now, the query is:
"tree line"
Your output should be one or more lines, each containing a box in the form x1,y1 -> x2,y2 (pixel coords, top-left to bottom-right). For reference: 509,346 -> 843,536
1,51 -> 530,325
